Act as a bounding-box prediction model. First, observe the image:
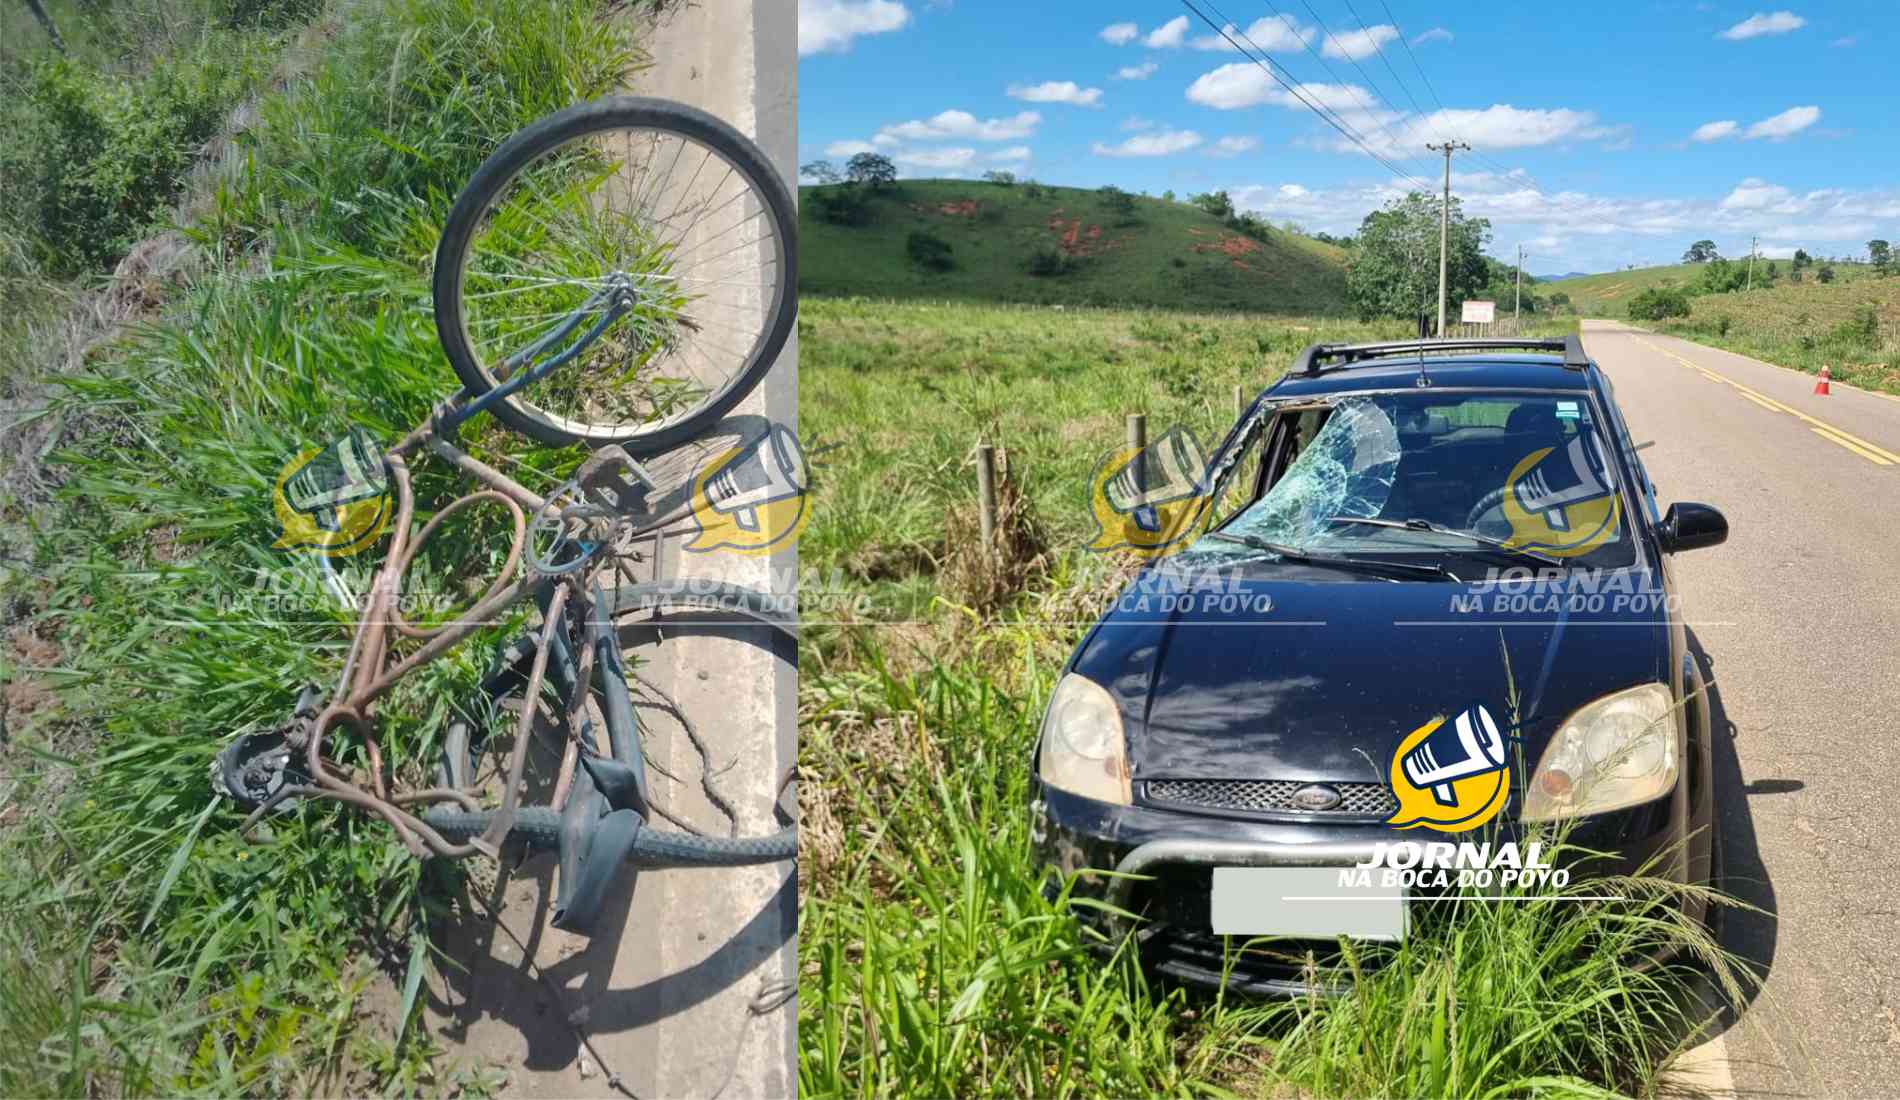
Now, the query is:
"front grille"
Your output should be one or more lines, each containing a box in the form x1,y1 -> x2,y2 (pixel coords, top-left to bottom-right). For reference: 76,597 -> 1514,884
1143,778 -> 1397,818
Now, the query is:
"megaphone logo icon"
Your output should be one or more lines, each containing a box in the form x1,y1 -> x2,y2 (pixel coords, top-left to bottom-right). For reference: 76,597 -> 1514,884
1386,703 -> 1513,832
271,427 -> 391,557
1085,425 -> 1212,558
685,423 -> 809,555
1498,438 -> 1619,558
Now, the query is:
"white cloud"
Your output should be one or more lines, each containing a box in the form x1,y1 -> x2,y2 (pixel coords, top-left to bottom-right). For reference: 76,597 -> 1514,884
1143,15 -> 1190,48
1832,35 -> 1858,47
874,109 -> 1041,143
1092,129 -> 1203,157
895,146 -> 976,169
1121,116 -> 1155,131
1207,135 -> 1261,157
1411,27 -> 1453,46
1690,119 -> 1739,142
1007,80 -> 1104,107
1347,105 -> 1615,157
799,0 -> 909,56
1719,11 -> 1805,39
1321,24 -> 1398,60
1099,21 -> 1138,45
988,146 -> 1031,163
1745,105 -> 1820,140
823,140 -> 877,157
1720,179 -> 1794,210
1115,61 -> 1159,80
1186,63 -> 1371,112
1190,16 -> 1313,52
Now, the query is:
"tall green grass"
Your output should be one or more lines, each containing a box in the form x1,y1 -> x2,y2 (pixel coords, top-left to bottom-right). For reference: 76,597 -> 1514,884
1,0 -> 646,1091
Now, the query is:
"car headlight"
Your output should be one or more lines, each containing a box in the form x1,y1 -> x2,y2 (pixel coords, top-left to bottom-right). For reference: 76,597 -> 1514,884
1037,673 -> 1132,805
1522,683 -> 1678,821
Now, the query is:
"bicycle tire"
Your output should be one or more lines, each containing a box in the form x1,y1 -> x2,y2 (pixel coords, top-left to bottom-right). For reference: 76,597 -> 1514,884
421,806 -> 796,867
433,96 -> 796,451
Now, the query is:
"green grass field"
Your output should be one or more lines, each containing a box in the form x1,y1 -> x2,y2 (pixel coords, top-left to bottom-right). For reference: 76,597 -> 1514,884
799,179 -> 1353,314
794,297 -> 1744,1098
1561,258 -> 1879,318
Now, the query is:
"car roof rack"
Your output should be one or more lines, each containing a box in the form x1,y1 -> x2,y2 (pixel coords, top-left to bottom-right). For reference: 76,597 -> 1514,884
1292,334 -> 1590,376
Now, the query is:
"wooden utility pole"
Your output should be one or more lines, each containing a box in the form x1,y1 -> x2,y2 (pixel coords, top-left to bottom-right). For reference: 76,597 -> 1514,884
1514,244 -> 1524,331
24,0 -> 64,50
1427,141 -> 1470,337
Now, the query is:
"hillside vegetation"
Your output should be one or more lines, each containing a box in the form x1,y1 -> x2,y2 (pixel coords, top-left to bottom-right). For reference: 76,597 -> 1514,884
1649,274 -> 1900,393
799,179 -> 1352,314
1562,258 -> 1878,317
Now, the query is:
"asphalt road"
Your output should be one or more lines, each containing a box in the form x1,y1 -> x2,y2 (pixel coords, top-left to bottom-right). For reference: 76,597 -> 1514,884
422,3 -> 797,1096
1582,320 -> 1900,1095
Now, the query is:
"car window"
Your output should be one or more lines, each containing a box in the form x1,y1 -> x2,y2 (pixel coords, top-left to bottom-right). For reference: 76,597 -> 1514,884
1187,391 -> 1636,569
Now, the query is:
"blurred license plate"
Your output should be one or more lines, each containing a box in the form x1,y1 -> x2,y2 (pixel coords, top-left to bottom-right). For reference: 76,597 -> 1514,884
1209,866 -> 1406,941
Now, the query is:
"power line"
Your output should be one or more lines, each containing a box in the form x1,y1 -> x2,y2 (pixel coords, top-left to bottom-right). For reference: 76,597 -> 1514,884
1179,0 -> 1431,190
1264,0 -> 1438,181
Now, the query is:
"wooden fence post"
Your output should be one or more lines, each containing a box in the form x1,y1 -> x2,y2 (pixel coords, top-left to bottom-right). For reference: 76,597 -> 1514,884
976,442 -> 997,552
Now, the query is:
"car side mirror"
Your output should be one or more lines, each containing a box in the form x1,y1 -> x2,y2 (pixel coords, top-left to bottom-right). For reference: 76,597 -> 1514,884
1658,502 -> 1727,553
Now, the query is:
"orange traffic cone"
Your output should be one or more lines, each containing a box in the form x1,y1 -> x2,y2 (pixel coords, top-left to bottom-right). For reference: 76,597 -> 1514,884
1814,364 -> 1831,396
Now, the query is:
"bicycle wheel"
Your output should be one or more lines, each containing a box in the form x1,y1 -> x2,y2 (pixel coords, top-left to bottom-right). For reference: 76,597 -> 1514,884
434,97 -> 795,451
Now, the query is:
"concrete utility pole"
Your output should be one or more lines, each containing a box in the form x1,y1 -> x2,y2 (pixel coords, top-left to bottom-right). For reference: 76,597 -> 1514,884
1746,234 -> 1759,292
1427,141 -> 1470,337
1514,244 -> 1524,330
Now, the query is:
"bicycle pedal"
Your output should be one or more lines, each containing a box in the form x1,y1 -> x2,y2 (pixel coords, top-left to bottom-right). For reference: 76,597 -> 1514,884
575,445 -> 656,516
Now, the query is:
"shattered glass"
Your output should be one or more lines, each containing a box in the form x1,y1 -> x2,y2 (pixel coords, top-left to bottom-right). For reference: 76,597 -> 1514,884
1187,398 -> 1401,560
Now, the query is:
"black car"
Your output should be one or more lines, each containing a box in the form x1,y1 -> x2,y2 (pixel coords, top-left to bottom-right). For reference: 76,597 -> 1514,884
1030,336 -> 1729,995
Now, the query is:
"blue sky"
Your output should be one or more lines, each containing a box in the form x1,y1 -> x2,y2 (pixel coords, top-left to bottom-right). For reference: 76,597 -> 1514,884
797,1 -> 1897,274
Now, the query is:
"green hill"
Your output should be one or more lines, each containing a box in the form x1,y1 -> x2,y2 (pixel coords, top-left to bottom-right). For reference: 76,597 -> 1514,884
798,179 -> 1352,314
1561,258 -> 1879,317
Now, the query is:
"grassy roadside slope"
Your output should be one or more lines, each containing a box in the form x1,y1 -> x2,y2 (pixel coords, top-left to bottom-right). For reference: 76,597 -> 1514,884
1562,259 -> 1879,318
1643,275 -> 1900,394
0,0 -> 646,1093
799,179 -> 1353,314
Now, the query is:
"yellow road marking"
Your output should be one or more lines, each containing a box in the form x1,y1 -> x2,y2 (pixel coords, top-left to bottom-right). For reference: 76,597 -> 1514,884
1630,335 -> 1900,466
1811,427 -> 1895,466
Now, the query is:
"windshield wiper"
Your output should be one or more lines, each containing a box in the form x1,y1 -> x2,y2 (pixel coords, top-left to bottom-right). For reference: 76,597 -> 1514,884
1327,516 -> 1564,566
1204,531 -> 1459,582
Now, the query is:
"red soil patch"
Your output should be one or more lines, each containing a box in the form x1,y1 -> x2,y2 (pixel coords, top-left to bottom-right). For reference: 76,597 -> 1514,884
910,199 -> 981,217
1192,233 -> 1263,259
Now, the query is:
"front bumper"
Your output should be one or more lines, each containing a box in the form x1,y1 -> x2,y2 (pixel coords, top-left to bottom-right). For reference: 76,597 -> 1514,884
1032,782 -> 1692,997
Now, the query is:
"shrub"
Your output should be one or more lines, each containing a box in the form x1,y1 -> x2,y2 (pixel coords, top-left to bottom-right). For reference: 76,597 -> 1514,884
1627,286 -> 1691,321
1025,246 -> 1075,277
1715,314 -> 1732,336
905,229 -> 954,273
1830,304 -> 1880,349
1818,263 -> 1836,284
982,169 -> 1015,186
814,186 -> 874,226
3,47 -> 258,275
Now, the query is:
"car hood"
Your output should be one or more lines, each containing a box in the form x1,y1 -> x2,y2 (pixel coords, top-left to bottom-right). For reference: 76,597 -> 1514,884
1069,564 -> 1671,783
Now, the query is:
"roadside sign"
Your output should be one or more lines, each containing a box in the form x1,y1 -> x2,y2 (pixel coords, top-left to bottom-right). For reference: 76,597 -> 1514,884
1461,300 -> 1496,324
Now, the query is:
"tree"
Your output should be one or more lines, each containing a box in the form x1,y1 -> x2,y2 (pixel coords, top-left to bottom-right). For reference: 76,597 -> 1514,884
1792,248 -> 1812,271
1628,287 -> 1691,320
800,159 -> 841,185
906,230 -> 954,272
1818,263 -> 1836,283
982,169 -> 1016,186
845,152 -> 896,189
1869,239 -> 1893,273
1189,190 -> 1234,220
1161,189 -> 1176,203
23,0 -> 64,50
1345,191 -> 1491,324
1682,239 -> 1719,263
1098,184 -> 1136,215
